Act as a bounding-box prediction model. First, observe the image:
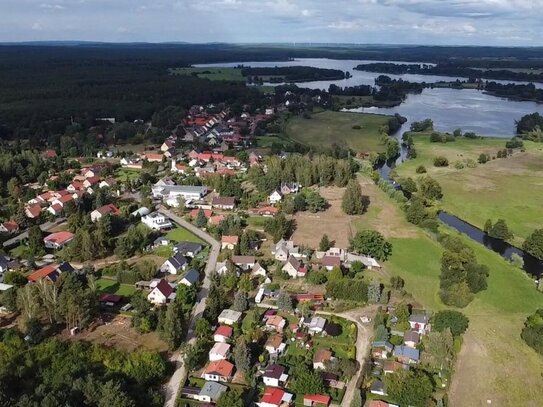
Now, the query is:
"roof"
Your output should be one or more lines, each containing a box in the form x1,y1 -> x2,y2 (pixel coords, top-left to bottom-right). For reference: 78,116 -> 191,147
203,360 -> 234,377
212,196 -> 236,206
409,314 -> 429,324
304,394 -> 331,405
265,334 -> 284,350
285,255 -> 301,270
261,387 -> 286,405
404,330 -> 420,343
231,255 -> 255,265
321,256 -> 341,268
198,381 -> 227,400
314,348 -> 332,363
94,204 -> 120,216
182,269 -> 200,284
99,293 -> 122,303
393,345 -> 420,361
190,209 -> 213,218
264,364 -> 285,379
154,279 -> 174,298
174,241 -> 203,254
214,325 -> 233,338
26,204 -> 42,217
56,262 -> 75,273
367,401 -> 395,407
166,253 -> 187,269
221,235 -> 239,245
44,231 -> 75,246
253,206 -> 279,214
218,309 -> 242,322
28,264 -> 59,282
0,221 -> 18,232
210,342 -> 231,356
266,315 -> 285,328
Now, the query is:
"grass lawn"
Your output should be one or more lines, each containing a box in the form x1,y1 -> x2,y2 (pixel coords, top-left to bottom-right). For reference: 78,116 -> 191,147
115,167 -> 142,182
152,245 -> 173,258
170,67 -> 244,81
9,244 -> 29,258
397,134 -> 543,245
96,278 -> 137,298
285,110 -> 392,153
165,226 -> 205,244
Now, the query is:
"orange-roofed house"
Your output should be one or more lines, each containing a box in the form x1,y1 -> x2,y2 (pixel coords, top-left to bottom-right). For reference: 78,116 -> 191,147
221,235 -> 239,250
208,215 -> 225,226
83,176 -> 101,189
251,206 -> 279,217
44,231 -> 75,249
303,394 -> 331,407
25,204 -> 42,219
213,325 -> 233,343
144,152 -> 164,162
265,315 -> 286,332
90,204 -> 120,222
27,262 -> 75,283
0,221 -> 19,234
202,359 -> 235,383
257,387 -> 293,407
42,149 -> 57,159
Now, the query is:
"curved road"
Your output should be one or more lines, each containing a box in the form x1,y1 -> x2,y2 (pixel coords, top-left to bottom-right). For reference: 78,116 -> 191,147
160,206 -> 220,407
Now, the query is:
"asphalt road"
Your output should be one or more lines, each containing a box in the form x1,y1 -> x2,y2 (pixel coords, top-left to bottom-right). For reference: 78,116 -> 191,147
160,207 -> 220,407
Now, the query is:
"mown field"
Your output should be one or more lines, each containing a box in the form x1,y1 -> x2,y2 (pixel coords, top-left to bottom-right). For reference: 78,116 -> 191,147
359,175 -> 543,406
285,111 -> 391,153
165,226 -> 205,244
396,134 -> 543,246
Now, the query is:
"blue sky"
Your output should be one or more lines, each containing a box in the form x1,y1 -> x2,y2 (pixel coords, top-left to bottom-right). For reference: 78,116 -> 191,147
1,0 -> 540,45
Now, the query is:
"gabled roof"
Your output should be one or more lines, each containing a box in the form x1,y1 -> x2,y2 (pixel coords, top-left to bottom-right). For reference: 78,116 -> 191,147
314,348 -> 332,363
285,255 -> 301,270
174,241 -> 203,254
190,209 -> 213,218
28,264 -> 59,282
409,314 -> 429,324
182,269 -> 200,284
231,255 -> 255,265
304,394 -> 331,405
212,196 -> 236,206
261,387 -> 286,405
155,279 -> 174,298
221,235 -> 239,245
166,253 -> 187,269
393,345 -> 420,361
403,330 -> 420,343
263,364 -> 286,380
94,203 -> 120,216
210,342 -> 231,356
214,325 -> 233,338
203,359 -> 234,377
321,256 -> 341,268
265,334 -> 284,350
44,231 -> 74,245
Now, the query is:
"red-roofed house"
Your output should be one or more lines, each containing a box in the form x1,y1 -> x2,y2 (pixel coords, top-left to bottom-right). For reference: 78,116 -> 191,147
25,204 -> 42,219
303,394 -> 331,407
91,204 -> 120,222
257,387 -> 293,407
250,206 -> 279,217
144,152 -> 165,162
47,203 -> 63,217
211,196 -> 236,210
190,209 -> 213,219
27,264 -> 59,283
44,231 -> 75,249
0,221 -> 19,234
320,256 -> 341,271
213,325 -> 233,343
221,235 -> 239,250
147,279 -> 176,305
83,176 -> 101,188
202,360 -> 235,383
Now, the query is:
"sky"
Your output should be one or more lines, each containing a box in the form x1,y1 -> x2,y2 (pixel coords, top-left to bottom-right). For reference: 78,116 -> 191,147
1,0 -> 541,46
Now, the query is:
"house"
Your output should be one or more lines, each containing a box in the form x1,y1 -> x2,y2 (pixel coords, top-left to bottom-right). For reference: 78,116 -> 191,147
195,381 -> 227,403
265,334 -> 287,356
320,256 -> 341,271
218,309 -> 242,326
303,394 -> 331,407
47,203 -> 63,217
0,256 -> 9,274
313,348 -> 332,370
0,221 -> 19,234
372,341 -> 394,359
211,196 -> 236,210
25,204 -> 42,219
180,269 -> 200,287
215,261 -> 229,275
173,241 -> 203,257
273,239 -> 300,261
257,387 -> 293,407
190,209 -> 213,219
209,214 -> 225,226
282,256 -> 306,278
141,212 -> 173,230
404,330 -> 420,348
161,139 -> 176,153
153,236 -> 170,248
143,152 -> 164,162
214,325 -> 233,343
147,279 -> 176,305
44,231 -> 75,250
393,345 -> 420,364
345,253 -> 381,270
370,380 -> 387,396
99,178 -> 118,189
120,157 -> 143,169
152,184 -> 208,201
262,364 -> 288,387
221,235 -> 239,250
265,315 -> 286,332
383,361 -> 409,375
202,359 -> 235,383
231,255 -> 256,270
251,262 -> 267,277
99,293 -> 123,306
307,316 -> 327,335
280,182 -> 300,195
90,204 -> 120,222
250,206 -> 279,217
171,160 -> 188,174
27,262 -> 74,283
408,314 -> 429,334
208,342 -> 231,361
42,149 -> 57,159
268,189 -> 283,204
160,253 -> 188,275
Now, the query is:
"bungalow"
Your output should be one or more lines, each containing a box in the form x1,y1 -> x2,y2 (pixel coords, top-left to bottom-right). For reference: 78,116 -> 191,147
202,359 -> 235,383
120,156 -> 143,169
160,253 -> 188,275
25,204 -> 42,219
208,342 -> 231,361
370,380 -> 387,396
195,381 -> 227,404
251,262 -> 267,277
265,334 -> 287,356
27,262 -> 74,283
90,204 -> 120,222
180,269 -> 200,287
231,255 -> 256,270
383,361 -> 409,375
143,152 -> 164,162
268,189 -> 283,205
153,236 -> 170,248
371,341 -> 394,359
265,315 -> 286,332
307,316 -> 327,335
213,325 -> 233,343
250,206 -> 279,217
408,314 -> 429,335
218,309 -> 242,326
221,235 -> 239,250
141,212 -> 173,230
262,364 -> 288,387
303,394 -> 331,407
282,256 -> 306,278
320,256 -> 341,271
404,330 -> 420,348
313,348 -> 333,370
211,196 -> 236,210
44,231 -> 75,250
257,387 -> 293,407
0,221 -> 18,234
173,241 -> 203,257
393,345 -> 420,364
147,279 -> 176,305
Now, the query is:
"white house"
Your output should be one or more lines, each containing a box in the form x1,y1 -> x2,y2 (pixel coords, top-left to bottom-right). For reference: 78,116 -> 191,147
231,255 -> 256,271
43,231 -> 75,250
307,316 -> 327,335
180,269 -> 200,286
208,342 -> 231,361
90,204 -> 120,223
217,309 -> 242,326
160,253 -> 188,275
194,382 -> 227,404
152,184 -> 208,201
251,262 -> 267,277
202,360 -> 234,383
408,314 -> 429,335
141,212 -> 173,230
262,364 -> 288,388
213,325 -> 233,343
257,387 -> 292,407
282,256 -> 306,278
268,189 -> 283,204
147,279 -> 176,305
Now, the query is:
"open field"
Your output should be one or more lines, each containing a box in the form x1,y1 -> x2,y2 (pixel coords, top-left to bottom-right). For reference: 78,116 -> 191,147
397,134 -> 543,245
285,111 -> 391,153
170,67 -> 244,81
96,278 -> 137,298
115,167 -> 142,182
165,226 -> 205,244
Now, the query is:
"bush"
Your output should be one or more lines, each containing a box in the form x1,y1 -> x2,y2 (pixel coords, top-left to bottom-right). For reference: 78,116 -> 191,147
430,132 -> 444,143
433,156 -> 449,167
453,161 -> 464,169
352,125 -> 361,130
415,165 -> 427,174
465,158 -> 477,168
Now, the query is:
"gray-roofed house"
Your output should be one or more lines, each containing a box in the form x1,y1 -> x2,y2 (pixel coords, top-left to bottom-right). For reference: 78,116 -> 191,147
0,256 -> 9,275
370,380 -> 387,396
160,253 -> 188,275
408,314 -> 429,334
403,331 -> 420,348
372,341 -> 394,359
173,241 -> 203,257
218,309 -> 243,326
393,345 -> 420,364
153,236 -> 170,248
308,316 -> 327,335
195,381 -> 227,403
180,269 -> 200,287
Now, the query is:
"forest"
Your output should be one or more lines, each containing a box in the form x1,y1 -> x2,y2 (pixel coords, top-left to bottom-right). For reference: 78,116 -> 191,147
240,66 -> 346,82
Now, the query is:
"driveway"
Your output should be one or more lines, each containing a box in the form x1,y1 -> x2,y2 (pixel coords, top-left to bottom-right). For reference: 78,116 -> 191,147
160,207 -> 220,407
